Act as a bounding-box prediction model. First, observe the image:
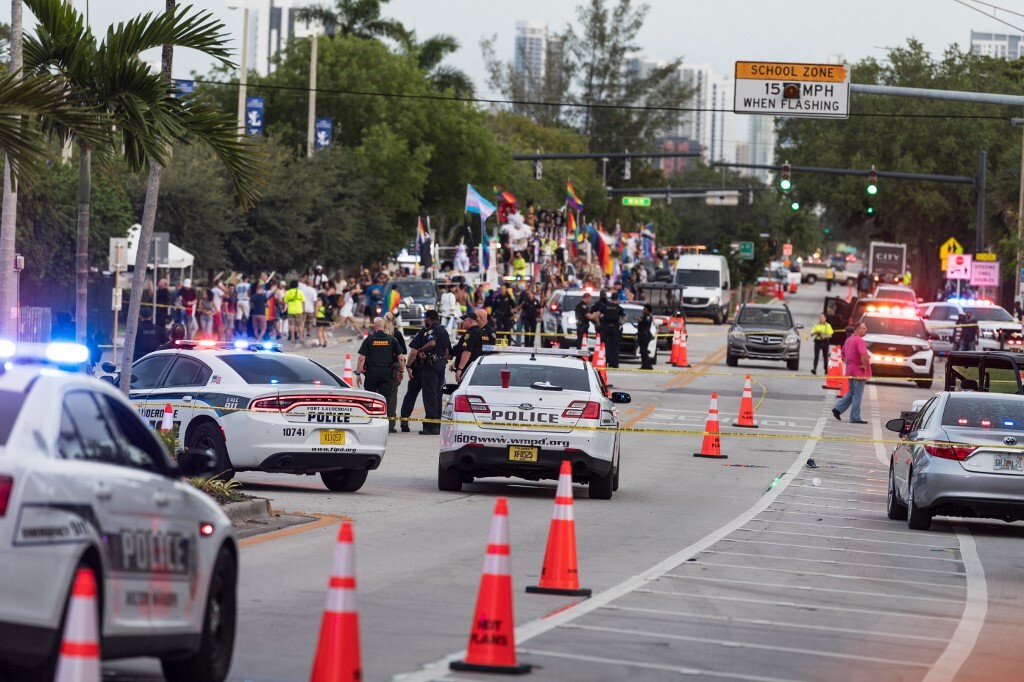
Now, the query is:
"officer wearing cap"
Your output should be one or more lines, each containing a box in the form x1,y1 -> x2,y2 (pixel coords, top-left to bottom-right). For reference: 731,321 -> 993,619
454,311 -> 484,384
356,317 -> 405,417
406,309 -> 450,435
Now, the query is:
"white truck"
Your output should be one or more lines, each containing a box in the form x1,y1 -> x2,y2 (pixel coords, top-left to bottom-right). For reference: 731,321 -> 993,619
868,242 -> 907,283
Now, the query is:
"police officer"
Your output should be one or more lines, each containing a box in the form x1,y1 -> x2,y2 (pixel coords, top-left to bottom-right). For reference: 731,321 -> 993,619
157,323 -> 186,351
476,308 -> 498,348
490,285 -> 515,342
638,304 -> 655,370
414,310 -> 451,435
134,307 -> 167,359
454,311 -> 485,384
517,289 -> 542,347
599,294 -> 625,368
356,317 -> 405,418
574,291 -> 595,348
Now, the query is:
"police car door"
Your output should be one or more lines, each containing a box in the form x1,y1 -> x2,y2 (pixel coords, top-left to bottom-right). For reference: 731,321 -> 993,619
100,393 -> 200,632
57,389 -> 158,633
150,355 -> 213,451
129,353 -> 176,426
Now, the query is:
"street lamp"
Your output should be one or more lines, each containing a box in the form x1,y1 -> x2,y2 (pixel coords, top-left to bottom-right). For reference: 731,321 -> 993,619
226,0 -> 249,140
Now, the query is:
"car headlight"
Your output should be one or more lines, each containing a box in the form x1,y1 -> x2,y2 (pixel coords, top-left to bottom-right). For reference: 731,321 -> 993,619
729,331 -> 745,342
708,296 -> 720,305
785,334 -> 799,344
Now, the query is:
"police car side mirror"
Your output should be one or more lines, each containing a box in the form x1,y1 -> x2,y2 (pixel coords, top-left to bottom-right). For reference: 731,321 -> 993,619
177,448 -> 219,477
442,383 -> 458,395
101,361 -> 117,373
610,391 -> 631,404
884,418 -> 906,434
99,374 -> 117,385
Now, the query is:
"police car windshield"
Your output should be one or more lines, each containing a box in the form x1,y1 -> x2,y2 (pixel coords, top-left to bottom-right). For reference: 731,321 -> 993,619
942,396 -> 1024,428
218,354 -> 345,386
393,281 -> 436,300
0,389 -> 26,445
965,307 -> 1014,322
470,362 -> 591,392
863,316 -> 927,339
622,307 -> 644,324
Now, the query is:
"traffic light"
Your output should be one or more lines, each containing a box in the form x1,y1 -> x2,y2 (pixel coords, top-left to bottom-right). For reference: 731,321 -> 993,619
823,227 -> 832,242
866,166 -> 878,195
533,159 -> 542,180
790,200 -> 800,211
866,206 -> 875,215
622,157 -> 631,180
779,161 -> 792,192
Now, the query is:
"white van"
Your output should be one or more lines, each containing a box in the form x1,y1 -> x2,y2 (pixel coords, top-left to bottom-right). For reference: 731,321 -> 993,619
673,254 -> 733,324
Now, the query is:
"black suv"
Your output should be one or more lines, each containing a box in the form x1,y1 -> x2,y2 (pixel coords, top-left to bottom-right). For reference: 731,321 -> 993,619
727,303 -> 802,370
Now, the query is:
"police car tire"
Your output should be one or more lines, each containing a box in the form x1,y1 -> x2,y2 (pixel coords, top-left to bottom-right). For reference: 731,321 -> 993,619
589,470 -> 613,500
189,423 -> 234,482
320,469 -> 369,493
437,463 -> 464,492
161,548 -> 237,682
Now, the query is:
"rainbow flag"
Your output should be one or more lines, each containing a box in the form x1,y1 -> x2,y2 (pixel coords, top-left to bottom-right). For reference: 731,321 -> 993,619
386,288 -> 401,314
566,179 -> 584,212
415,216 -> 429,254
494,185 -> 517,205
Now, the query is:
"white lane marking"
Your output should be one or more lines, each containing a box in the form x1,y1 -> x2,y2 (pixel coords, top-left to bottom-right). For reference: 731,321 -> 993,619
766,500 -> 881,513
737,526 -> 960,549
655,573 -> 964,605
671,563 -> 966,590
749,517 -> 961,538
600,604 -> 951,643
870,384 -> 889,466
516,648 -> 809,682
759,509 -> 949,528
391,411 -> 829,682
922,523 -> 989,682
717,538 -> 963,563
783,492 -> 887,501
635,588 -> 962,622
699,550 -> 967,576
558,623 -> 935,667
790,482 -> 885,492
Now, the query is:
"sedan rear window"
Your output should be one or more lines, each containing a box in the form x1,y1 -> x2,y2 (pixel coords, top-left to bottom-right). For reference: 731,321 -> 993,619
218,355 -> 345,386
0,390 -> 27,445
470,363 -> 591,392
942,397 -> 1024,428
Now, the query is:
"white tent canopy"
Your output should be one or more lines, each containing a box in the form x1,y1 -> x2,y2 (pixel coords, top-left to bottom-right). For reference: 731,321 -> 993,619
120,224 -> 195,269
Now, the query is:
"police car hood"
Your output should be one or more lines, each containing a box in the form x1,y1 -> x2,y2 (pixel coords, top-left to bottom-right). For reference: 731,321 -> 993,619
863,333 -> 930,349
257,384 -> 385,425
463,386 -> 592,431
975,320 -> 1022,333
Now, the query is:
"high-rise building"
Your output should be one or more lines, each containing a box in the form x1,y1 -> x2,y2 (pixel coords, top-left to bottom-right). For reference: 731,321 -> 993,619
745,114 -> 776,184
514,21 -> 549,84
970,30 -> 1024,59
252,0 -> 321,77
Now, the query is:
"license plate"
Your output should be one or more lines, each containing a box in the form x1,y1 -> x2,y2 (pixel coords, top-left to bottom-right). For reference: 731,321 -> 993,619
320,430 -> 346,445
508,445 -> 539,462
994,455 -> 1024,471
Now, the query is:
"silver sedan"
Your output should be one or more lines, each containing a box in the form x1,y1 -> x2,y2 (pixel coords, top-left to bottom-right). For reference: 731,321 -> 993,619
886,392 -> 1024,530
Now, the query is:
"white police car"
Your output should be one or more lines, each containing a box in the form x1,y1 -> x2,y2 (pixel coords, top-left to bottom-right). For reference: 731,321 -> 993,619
438,346 -> 629,499
0,341 -> 237,681
105,341 -> 389,492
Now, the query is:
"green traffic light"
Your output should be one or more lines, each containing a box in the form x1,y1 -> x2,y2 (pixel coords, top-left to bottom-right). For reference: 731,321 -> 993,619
866,184 -> 878,195
790,201 -> 800,211
867,206 -> 875,214
779,179 -> 792,191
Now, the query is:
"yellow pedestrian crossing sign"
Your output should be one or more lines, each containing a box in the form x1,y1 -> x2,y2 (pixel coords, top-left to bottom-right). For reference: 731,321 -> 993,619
940,237 -> 963,270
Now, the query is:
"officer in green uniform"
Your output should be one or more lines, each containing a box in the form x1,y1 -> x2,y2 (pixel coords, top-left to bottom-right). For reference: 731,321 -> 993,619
356,317 -> 405,417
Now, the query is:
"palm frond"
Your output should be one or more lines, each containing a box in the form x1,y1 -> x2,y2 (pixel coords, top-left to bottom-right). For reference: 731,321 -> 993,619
99,4 -> 233,69
415,34 -> 459,72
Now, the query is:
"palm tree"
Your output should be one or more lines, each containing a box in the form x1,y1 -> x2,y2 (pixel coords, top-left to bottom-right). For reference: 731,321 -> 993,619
400,31 -> 475,98
119,0 -> 266,395
23,0 -> 261,344
295,0 -> 406,42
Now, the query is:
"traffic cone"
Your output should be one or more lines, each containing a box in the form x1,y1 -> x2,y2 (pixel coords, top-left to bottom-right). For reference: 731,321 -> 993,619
450,498 -> 532,675
672,333 -> 690,368
526,461 -> 592,597
311,521 -> 363,682
342,354 -> 354,385
846,283 -> 853,303
776,283 -> 784,301
789,279 -> 798,294
693,392 -> 725,459
54,568 -> 101,682
594,342 -> 609,386
669,330 -> 680,365
824,347 -> 841,390
837,371 -> 849,398
733,374 -> 758,428
160,404 -> 173,432
580,333 -> 588,353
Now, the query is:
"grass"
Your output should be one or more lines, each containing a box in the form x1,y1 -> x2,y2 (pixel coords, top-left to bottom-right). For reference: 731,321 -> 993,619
188,475 -> 250,505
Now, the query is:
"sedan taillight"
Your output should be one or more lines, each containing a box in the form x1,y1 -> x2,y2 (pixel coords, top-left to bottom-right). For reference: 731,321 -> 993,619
924,443 -> 977,461
454,395 -> 491,413
562,401 -> 601,419
0,475 -> 12,517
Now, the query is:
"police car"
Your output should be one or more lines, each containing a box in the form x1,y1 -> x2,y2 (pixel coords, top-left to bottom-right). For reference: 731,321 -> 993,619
859,312 -> 935,389
0,340 -> 237,681
438,346 -> 630,499
104,341 -> 388,492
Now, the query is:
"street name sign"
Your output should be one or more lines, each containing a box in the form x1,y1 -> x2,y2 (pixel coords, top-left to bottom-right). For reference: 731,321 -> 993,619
705,191 -> 740,206
736,241 -> 754,260
621,196 -> 651,207
734,61 -> 850,119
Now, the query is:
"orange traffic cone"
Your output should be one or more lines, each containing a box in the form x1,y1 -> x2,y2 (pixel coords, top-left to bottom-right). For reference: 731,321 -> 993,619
776,283 -> 784,301
837,370 -> 849,398
450,498 -> 531,675
824,347 -> 841,390
311,522 -> 363,682
580,333 -> 588,353
733,374 -> 758,428
693,392 -> 725,459
526,461 -> 592,597
594,342 -> 609,387
342,354 -> 354,385
160,403 -> 173,432
789,279 -> 797,294
672,333 -> 690,368
55,568 -> 101,682
669,330 -> 680,365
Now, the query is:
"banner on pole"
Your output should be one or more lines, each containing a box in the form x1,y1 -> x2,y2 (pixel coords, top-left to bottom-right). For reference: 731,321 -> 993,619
245,96 -> 265,136
314,117 -> 333,149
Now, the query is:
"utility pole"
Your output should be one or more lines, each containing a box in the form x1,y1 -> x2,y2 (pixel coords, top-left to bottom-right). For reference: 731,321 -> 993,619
307,34 -> 318,158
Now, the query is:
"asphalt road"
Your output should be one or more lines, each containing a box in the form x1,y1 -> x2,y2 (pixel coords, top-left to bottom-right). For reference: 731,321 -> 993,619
104,283 -> 1024,682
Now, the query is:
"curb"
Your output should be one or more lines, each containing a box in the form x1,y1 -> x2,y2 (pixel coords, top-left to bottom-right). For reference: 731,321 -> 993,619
223,498 -> 273,526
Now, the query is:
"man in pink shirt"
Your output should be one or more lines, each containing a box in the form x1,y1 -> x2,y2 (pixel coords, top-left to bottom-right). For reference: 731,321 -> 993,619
832,322 -> 871,423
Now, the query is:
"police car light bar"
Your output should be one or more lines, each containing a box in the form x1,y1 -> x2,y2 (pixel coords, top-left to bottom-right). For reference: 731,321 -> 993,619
482,345 -> 591,358
0,341 -> 90,374
174,340 -> 282,352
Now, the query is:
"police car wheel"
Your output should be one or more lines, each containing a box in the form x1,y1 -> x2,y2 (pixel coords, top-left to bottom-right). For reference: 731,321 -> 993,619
320,469 -> 369,492
589,470 -> 613,500
437,463 -> 464,492
189,423 -> 234,482
161,548 -> 237,682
